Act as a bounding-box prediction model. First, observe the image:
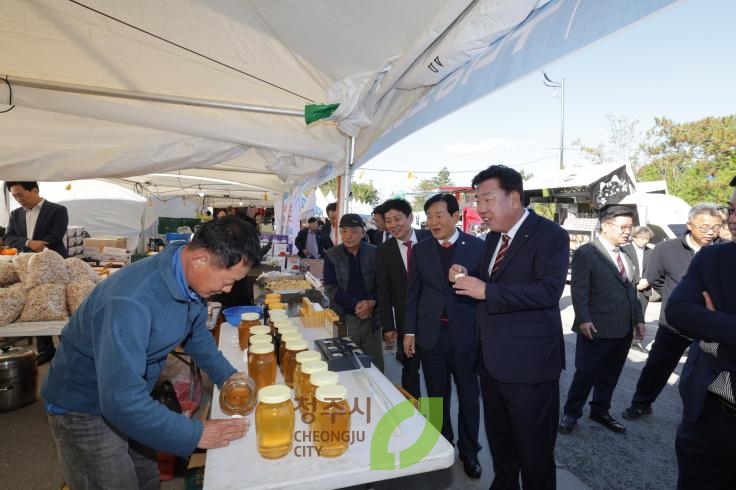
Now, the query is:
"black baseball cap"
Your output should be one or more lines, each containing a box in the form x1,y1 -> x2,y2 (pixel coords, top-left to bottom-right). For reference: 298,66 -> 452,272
339,213 -> 365,228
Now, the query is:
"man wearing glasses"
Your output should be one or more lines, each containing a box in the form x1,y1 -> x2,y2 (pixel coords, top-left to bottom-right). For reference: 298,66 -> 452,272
623,202 -> 724,422
559,205 -> 644,434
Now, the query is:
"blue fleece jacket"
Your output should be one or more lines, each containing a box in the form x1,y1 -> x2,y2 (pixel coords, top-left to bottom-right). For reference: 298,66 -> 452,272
41,242 -> 236,457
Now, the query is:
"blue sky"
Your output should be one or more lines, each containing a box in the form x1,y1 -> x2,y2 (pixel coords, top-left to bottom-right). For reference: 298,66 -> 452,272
358,0 -> 736,197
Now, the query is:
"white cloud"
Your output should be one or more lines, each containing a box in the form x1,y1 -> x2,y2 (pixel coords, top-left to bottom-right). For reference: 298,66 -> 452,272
444,137 -> 534,155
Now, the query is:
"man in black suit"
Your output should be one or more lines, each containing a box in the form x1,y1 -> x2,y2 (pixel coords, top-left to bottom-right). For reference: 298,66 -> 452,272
622,202 -> 724,421
665,177 -> 736,489
5,181 -> 69,364
376,198 -> 430,399
452,165 -> 569,490
559,205 -> 644,435
294,217 -> 323,258
367,204 -> 390,245
404,193 -> 484,479
321,202 -> 338,251
622,225 -> 654,353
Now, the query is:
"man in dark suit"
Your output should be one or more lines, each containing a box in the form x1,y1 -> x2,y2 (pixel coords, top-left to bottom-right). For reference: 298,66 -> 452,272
367,204 -> 390,245
666,176 -> 736,488
294,217 -> 323,258
559,205 -> 644,436
622,225 -> 654,353
451,165 -> 569,490
404,193 -> 484,479
321,202 -> 338,251
376,198 -> 430,399
5,181 -> 69,364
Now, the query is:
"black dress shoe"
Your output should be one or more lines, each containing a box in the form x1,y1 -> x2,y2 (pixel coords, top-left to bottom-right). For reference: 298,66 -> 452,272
622,405 -> 652,421
589,413 -> 626,433
459,454 -> 482,479
36,351 -> 55,366
558,415 -> 577,434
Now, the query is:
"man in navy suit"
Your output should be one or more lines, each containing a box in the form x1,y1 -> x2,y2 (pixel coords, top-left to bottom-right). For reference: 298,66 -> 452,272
376,198 -> 430,399
5,181 -> 69,365
666,176 -> 736,489
452,165 -> 569,490
404,193 -> 484,479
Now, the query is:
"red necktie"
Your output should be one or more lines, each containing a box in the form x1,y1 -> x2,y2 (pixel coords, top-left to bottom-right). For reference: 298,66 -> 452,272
441,241 -> 452,248
615,249 -> 628,283
403,240 -> 412,275
491,234 -> 510,277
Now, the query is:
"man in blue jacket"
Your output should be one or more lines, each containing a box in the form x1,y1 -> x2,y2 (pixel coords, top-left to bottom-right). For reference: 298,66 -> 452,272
42,216 -> 260,490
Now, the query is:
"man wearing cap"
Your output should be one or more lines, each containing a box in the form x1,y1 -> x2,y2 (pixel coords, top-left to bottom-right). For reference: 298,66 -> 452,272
323,213 -> 384,371
559,205 -> 645,435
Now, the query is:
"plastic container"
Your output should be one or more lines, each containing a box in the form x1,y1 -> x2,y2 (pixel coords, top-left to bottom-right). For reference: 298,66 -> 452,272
255,384 -> 295,459
313,384 -> 351,457
223,305 -> 263,326
301,370 -> 339,421
219,373 -> 257,416
278,332 -> 303,366
282,339 -> 308,387
292,351 -> 323,400
295,360 -> 327,405
238,313 -> 261,350
250,325 -> 271,336
248,343 -> 277,390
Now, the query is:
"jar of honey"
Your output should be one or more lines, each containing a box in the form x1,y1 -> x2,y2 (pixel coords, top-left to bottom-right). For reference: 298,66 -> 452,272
238,312 -> 261,350
255,384 -> 294,459
247,334 -> 274,363
250,325 -> 270,336
301,370 -> 339,421
295,360 -> 327,406
293,351 -> 322,400
279,332 -> 303,367
282,339 -> 308,387
248,343 -> 277,390
219,372 -> 257,416
313,384 -> 351,458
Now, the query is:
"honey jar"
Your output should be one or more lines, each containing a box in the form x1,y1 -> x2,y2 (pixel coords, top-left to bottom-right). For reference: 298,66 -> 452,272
279,331 -> 303,366
293,351 -> 322,400
218,372 -> 257,416
295,360 -> 327,406
255,384 -> 295,459
313,384 -> 350,458
248,343 -> 277,390
282,339 -> 308,387
250,325 -> 270,336
301,370 -> 339,421
238,312 -> 261,350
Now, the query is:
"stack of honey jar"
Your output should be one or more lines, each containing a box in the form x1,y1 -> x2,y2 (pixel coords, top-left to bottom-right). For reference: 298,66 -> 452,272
219,305 -> 351,460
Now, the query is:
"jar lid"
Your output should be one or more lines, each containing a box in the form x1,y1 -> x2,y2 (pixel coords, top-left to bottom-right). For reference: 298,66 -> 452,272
310,370 -> 339,387
285,339 -> 308,351
280,331 -> 302,342
258,384 -> 291,404
268,309 -> 287,318
276,326 -> 298,336
240,312 -> 260,321
250,325 -> 270,336
250,343 -> 274,355
295,351 -> 321,364
267,303 -> 286,310
249,334 -> 272,345
316,384 -> 348,402
300,360 -> 327,375
273,319 -> 295,327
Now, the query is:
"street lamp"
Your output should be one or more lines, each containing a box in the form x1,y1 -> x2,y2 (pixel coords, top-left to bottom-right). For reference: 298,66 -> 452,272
542,71 -> 565,170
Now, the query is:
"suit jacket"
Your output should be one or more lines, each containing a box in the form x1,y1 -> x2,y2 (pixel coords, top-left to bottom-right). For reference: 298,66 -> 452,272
404,230 -> 484,353
376,229 -> 431,333
294,228 -> 323,258
476,210 -> 569,384
570,239 -> 643,338
666,242 -> 736,422
622,242 -> 653,298
5,200 -> 69,257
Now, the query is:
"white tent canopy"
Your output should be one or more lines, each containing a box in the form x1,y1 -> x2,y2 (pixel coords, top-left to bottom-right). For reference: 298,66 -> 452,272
0,0 -> 679,206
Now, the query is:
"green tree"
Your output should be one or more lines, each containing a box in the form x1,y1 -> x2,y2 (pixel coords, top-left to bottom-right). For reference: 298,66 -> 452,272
638,115 -> 736,203
572,113 -> 644,168
411,167 -> 454,210
319,177 -> 380,206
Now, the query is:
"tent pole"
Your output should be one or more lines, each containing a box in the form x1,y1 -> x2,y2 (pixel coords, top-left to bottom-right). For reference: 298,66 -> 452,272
335,136 -> 355,246
4,75 -> 304,117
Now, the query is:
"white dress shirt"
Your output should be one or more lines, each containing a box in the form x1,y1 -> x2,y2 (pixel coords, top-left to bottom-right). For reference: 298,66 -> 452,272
24,198 -> 45,246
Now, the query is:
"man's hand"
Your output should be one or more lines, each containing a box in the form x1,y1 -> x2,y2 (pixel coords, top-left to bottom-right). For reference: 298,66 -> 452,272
453,275 -> 486,300
703,290 -> 715,311
197,418 -> 250,449
383,330 -> 397,343
28,239 -> 49,252
636,278 -> 649,291
578,322 -> 597,340
449,264 -> 468,283
354,300 -> 375,320
635,322 -> 646,339
403,335 -> 416,358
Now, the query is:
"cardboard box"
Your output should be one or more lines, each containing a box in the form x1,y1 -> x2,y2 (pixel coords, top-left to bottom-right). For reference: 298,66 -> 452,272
83,237 -> 127,259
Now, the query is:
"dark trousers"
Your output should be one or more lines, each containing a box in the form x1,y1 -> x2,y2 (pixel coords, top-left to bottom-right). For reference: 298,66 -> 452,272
631,326 -> 691,407
397,332 -> 421,399
479,353 -> 558,490
419,326 -> 480,458
36,335 -> 55,355
676,394 -> 736,489
564,333 -> 631,418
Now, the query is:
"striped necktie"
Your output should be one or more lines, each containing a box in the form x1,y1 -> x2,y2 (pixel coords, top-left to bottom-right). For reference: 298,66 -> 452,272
490,234 -> 510,277
614,248 -> 628,283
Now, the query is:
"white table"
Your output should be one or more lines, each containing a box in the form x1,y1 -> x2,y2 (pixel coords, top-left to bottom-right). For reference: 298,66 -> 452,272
203,321 -> 455,490
0,320 -> 66,337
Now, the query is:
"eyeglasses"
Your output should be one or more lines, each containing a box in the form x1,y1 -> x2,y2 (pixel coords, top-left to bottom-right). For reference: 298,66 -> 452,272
689,223 -> 723,234
604,222 -> 633,233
